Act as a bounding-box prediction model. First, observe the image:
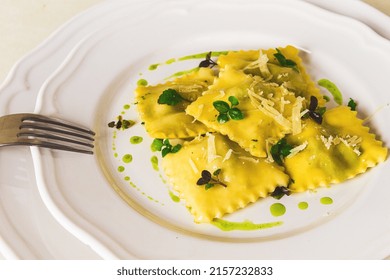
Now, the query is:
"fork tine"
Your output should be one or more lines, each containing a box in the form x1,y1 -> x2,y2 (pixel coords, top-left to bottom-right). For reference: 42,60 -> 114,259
21,115 -> 95,136
26,140 -> 94,154
19,123 -> 94,141
17,131 -> 94,148
18,114 -> 95,154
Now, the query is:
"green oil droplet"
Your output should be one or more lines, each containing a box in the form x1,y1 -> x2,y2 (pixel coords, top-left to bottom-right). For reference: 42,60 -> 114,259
169,191 -> 180,203
137,79 -> 148,86
270,203 -> 286,217
130,136 -> 143,144
123,104 -> 130,110
118,166 -> 125,172
151,156 -> 159,171
320,197 -> 333,205
114,153 -> 118,158
298,201 -> 309,210
211,218 -> 283,231
124,176 -> 130,181
122,154 -> 133,163
165,58 -> 176,64
148,63 -> 159,71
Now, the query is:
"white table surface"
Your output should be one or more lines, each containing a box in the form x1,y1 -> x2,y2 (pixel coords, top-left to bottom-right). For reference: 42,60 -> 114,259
0,0 -> 389,260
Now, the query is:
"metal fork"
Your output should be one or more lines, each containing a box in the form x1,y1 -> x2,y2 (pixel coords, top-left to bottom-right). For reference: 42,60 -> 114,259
0,113 -> 95,154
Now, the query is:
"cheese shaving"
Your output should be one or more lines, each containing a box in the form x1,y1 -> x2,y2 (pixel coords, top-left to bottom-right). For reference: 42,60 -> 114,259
188,158 -> 199,173
207,133 -> 220,163
291,96 -> 304,135
287,141 -> 308,158
222,149 -> 233,162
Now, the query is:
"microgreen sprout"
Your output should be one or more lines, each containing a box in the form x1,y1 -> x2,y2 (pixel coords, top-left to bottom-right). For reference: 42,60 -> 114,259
196,169 -> 227,190
158,88 -> 189,106
151,138 -> 182,157
108,115 -> 135,130
213,96 -> 244,123
306,96 -> 325,124
270,186 -> 291,200
198,51 -> 218,68
273,48 -> 299,72
348,98 -> 357,111
270,138 -> 293,165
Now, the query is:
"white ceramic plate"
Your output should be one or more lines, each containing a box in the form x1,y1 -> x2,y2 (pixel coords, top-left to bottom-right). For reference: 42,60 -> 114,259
3,0 -> 390,259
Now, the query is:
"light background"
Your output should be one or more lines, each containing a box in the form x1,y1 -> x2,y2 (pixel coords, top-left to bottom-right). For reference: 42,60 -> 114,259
1,0 -> 390,83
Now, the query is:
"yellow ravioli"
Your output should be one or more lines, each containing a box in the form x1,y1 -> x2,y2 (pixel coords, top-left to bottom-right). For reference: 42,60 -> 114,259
186,66 -> 303,157
284,106 -> 387,192
161,133 -> 290,223
217,45 -> 326,106
135,68 -> 215,138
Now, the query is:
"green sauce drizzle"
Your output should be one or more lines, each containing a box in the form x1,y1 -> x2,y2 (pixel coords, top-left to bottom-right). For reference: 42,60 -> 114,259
298,201 -> 309,210
150,156 -> 159,171
148,63 -> 160,71
320,197 -> 333,205
318,79 -> 343,105
130,136 -> 143,144
211,218 -> 283,231
270,203 -> 286,217
169,191 -> 180,203
165,58 -> 176,64
178,51 -> 228,61
137,79 -> 148,86
122,154 -> 133,163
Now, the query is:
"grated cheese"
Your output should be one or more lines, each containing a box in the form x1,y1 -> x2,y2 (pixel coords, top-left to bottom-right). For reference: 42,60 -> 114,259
244,50 -> 272,78
222,149 -> 233,162
320,134 -> 362,156
287,141 -> 308,158
291,96 -> 304,135
188,158 -> 199,173
238,156 -> 259,163
207,133 -> 220,163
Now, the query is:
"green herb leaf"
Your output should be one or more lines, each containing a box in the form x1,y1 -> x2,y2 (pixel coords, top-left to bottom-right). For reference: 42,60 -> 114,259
274,48 -> 299,72
228,107 -> 244,120
348,98 -> 357,111
214,96 -> 244,123
108,115 -> 135,130
213,101 -> 230,113
161,147 -> 171,157
228,96 -> 239,106
217,113 -> 229,123
151,138 -> 164,152
158,89 -> 183,105
213,169 -> 221,176
170,144 -> 182,153
270,138 -> 293,165
205,183 -> 214,190
317,79 -> 343,105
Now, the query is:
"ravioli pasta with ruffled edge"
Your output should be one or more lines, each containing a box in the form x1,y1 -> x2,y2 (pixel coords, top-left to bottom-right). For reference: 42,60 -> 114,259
134,45 -> 387,223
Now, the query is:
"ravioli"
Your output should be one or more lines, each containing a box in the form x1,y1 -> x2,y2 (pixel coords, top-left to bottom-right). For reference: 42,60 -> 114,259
135,67 -> 215,138
217,45 -> 326,107
161,133 -> 290,223
186,66 -> 304,157
284,106 -> 388,192
131,46 -> 388,225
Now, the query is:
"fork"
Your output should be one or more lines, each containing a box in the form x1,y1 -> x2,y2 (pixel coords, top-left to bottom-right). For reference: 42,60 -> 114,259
0,113 -> 95,154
